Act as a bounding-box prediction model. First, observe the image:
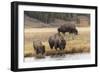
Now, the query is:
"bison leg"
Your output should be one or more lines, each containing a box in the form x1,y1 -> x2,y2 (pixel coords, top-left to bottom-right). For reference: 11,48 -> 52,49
42,49 -> 45,55
50,45 -> 54,49
54,44 -> 58,51
36,49 -> 39,55
71,33 -> 75,40
62,32 -> 66,35
49,42 -> 54,49
54,46 -> 58,55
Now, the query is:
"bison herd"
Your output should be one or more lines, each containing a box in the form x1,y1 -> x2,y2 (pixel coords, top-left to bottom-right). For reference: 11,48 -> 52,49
33,23 -> 78,57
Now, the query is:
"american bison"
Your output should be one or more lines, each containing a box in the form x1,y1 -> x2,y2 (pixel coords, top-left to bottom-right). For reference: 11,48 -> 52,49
58,23 -> 78,35
48,33 -> 66,51
33,40 -> 45,55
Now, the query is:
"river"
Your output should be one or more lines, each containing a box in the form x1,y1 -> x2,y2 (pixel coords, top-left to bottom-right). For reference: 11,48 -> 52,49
24,53 -> 91,62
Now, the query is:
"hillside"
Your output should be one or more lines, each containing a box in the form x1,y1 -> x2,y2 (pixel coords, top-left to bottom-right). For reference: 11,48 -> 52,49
24,14 -> 90,28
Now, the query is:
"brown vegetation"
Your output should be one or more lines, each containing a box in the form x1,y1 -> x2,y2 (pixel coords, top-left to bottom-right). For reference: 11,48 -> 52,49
24,27 -> 90,57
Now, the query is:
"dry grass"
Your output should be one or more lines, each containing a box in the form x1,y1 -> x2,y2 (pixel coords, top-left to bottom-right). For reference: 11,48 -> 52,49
24,27 -> 90,57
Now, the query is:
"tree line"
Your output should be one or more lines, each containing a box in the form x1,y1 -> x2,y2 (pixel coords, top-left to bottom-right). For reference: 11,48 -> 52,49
24,11 -> 90,24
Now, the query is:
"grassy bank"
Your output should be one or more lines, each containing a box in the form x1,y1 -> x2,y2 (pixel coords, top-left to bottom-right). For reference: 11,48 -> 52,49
24,27 -> 90,57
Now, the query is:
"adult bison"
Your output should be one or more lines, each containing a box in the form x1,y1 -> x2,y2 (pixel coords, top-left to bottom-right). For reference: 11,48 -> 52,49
33,40 -> 45,55
58,23 -> 78,35
48,33 -> 66,51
